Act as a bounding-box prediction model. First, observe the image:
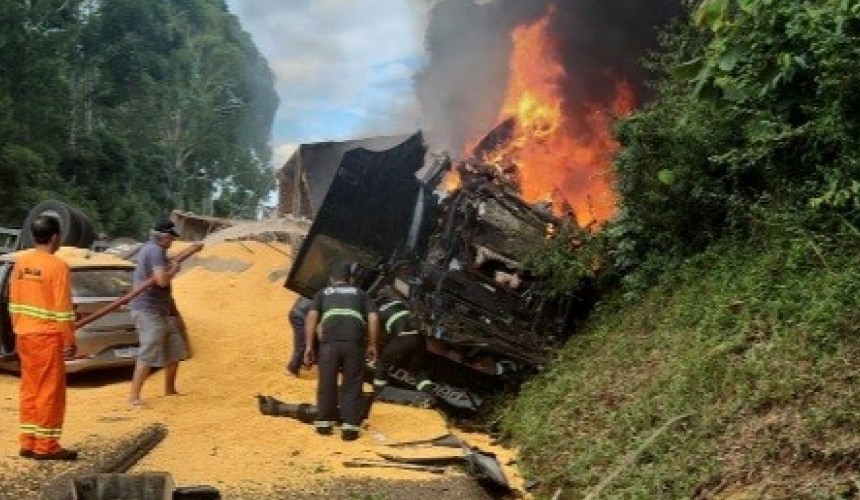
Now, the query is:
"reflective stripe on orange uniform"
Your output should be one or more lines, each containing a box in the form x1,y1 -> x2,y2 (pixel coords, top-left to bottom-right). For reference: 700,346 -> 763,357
17,334 -> 66,454
9,248 -> 74,455
9,249 -> 74,344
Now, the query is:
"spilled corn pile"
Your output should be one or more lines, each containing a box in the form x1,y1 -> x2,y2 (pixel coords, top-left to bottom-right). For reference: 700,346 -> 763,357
0,240 -> 523,499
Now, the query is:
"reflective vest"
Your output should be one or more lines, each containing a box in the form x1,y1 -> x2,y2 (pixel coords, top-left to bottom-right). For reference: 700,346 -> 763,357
9,249 -> 75,346
314,284 -> 375,342
378,300 -> 419,336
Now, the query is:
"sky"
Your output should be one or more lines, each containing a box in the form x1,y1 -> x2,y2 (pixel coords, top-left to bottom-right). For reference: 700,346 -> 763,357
224,0 -> 430,168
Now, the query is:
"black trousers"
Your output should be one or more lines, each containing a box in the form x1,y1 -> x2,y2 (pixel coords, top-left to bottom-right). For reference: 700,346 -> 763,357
316,341 -> 365,426
286,310 -> 306,374
375,334 -> 427,383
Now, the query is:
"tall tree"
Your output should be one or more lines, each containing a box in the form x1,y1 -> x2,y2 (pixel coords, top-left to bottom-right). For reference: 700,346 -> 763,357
0,0 -> 279,235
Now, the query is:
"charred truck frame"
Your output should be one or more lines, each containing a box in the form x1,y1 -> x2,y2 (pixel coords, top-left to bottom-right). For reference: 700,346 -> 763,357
285,132 -> 590,413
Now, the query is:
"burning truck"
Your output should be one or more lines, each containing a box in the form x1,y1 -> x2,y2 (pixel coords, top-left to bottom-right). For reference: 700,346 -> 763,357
281,0 -> 674,412
284,131 -> 595,413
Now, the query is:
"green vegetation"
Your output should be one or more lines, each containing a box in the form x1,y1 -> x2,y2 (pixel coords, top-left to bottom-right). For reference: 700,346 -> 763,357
0,0 -> 277,237
504,0 -> 860,496
505,229 -> 860,497
609,0 -> 860,292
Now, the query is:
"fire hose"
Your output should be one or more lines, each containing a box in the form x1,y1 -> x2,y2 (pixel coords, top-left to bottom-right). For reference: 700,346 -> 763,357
74,242 -> 204,330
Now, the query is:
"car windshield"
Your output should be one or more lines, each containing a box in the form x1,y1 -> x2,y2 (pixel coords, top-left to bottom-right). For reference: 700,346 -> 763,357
71,268 -> 133,298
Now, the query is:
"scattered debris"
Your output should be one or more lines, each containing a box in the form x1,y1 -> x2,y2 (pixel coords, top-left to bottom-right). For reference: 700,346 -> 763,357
374,386 -> 436,409
387,434 -> 463,449
39,423 -> 168,499
343,459 -> 446,474
255,394 -> 372,424
256,391 -> 511,492
385,433 -> 510,491
70,473 -> 222,500
462,445 -> 509,492
377,449 -> 465,465
256,395 -> 317,424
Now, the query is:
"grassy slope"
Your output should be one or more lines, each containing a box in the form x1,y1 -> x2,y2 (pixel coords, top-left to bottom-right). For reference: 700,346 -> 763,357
503,234 -> 860,498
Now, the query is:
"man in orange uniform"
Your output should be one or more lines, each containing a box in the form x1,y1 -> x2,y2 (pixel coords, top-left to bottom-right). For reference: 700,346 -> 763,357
9,215 -> 78,461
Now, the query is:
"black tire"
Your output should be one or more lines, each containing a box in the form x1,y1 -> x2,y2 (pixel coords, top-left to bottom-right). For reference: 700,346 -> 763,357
16,200 -> 97,250
74,210 -> 96,248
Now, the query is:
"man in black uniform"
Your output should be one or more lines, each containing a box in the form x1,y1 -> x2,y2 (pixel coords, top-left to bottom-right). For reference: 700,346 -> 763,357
303,262 -> 379,441
372,286 -> 435,395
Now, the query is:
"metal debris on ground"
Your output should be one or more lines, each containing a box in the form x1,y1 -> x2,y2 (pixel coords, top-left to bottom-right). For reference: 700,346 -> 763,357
343,459 -> 447,474
384,433 -> 510,491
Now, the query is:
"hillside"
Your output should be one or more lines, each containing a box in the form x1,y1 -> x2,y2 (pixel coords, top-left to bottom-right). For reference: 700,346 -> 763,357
502,232 -> 860,498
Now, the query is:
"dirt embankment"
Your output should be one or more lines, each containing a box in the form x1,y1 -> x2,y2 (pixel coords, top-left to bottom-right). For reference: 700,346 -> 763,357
0,240 -> 524,499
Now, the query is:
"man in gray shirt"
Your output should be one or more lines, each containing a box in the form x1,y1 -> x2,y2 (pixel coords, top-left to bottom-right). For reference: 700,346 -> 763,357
127,219 -> 188,406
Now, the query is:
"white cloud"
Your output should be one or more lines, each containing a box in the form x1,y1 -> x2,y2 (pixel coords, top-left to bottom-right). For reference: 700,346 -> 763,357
226,0 -> 428,143
377,61 -> 415,82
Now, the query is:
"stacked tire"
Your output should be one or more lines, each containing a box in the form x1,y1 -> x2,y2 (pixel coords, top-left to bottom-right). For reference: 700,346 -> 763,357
16,200 -> 97,250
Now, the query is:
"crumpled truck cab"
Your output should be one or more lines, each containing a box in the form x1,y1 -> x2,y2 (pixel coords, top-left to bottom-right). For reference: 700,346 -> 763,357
285,131 -> 591,413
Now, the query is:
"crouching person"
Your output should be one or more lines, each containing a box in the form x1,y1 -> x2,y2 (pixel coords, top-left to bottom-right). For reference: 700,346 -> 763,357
372,287 -> 435,396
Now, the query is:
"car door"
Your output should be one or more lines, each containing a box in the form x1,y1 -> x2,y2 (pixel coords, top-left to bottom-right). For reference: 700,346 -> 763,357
68,266 -> 138,366
0,260 -> 17,365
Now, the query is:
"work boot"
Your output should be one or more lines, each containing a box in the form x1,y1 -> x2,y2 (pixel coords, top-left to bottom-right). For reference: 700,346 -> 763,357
341,424 -> 361,441
341,429 -> 359,441
314,421 -> 334,436
34,449 -> 78,461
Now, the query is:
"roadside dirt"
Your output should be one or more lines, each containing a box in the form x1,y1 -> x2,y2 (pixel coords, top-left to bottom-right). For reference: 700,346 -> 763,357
0,240 -> 524,499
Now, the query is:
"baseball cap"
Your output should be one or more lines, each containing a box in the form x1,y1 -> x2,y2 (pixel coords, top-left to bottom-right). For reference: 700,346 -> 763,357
153,219 -> 179,237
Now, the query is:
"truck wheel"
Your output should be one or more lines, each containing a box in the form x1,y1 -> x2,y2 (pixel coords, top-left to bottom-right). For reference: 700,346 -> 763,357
16,200 -> 96,250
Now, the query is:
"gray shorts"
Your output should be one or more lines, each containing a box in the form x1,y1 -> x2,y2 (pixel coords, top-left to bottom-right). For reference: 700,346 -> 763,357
132,311 -> 188,368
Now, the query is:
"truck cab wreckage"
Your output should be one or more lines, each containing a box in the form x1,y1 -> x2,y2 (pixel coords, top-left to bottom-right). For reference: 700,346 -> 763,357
285,131 -> 595,414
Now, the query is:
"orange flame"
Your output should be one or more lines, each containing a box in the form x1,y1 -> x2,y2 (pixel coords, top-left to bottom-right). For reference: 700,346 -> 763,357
470,6 -> 634,227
